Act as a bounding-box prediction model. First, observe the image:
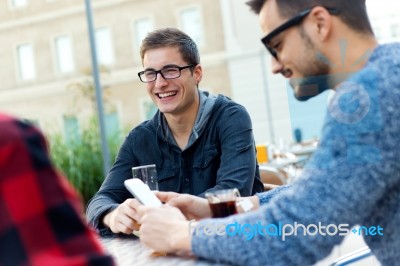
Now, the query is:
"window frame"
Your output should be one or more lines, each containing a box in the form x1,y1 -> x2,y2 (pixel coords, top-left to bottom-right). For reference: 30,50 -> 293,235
177,5 -> 205,48
52,34 -> 76,75
15,42 -> 37,82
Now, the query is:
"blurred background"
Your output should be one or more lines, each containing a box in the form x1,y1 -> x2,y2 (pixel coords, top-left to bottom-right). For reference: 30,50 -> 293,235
0,0 -> 399,203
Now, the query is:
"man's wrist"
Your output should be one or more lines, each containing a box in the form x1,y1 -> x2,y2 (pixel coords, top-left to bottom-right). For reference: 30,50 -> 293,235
170,221 -> 192,253
99,205 -> 119,229
102,212 -> 111,228
250,195 -> 260,210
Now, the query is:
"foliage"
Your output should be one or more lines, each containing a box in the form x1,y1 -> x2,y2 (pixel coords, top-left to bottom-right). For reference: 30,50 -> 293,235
48,118 -> 120,205
48,65 -> 119,205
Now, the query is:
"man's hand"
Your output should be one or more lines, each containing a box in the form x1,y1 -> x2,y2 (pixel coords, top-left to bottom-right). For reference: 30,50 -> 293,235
137,205 -> 192,254
156,191 -> 211,220
156,192 -> 260,218
102,198 -> 142,234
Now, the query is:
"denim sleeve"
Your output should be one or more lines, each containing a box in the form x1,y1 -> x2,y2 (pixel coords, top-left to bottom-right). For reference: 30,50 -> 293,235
86,132 -> 137,230
199,103 -> 261,197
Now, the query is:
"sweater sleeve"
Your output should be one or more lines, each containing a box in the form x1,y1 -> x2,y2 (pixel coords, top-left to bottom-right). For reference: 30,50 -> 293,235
191,66 -> 398,265
257,185 -> 290,205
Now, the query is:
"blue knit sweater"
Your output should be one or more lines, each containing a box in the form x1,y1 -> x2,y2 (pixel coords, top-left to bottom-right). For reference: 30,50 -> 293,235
191,43 -> 400,265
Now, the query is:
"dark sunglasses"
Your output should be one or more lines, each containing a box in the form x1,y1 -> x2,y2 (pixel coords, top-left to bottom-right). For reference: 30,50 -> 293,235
261,6 -> 340,59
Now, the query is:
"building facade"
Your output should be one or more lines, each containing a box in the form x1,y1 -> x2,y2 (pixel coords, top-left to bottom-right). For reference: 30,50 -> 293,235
2,0 -> 396,147
0,0 -> 236,142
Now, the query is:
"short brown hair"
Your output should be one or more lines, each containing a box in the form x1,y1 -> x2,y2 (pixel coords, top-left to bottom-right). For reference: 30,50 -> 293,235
246,0 -> 373,35
140,27 -> 200,65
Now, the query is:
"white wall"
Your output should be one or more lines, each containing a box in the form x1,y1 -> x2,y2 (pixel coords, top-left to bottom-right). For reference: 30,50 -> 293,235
219,0 -> 293,145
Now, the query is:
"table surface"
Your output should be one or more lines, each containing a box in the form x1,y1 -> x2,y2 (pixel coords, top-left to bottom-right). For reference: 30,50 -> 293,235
100,236 -> 227,266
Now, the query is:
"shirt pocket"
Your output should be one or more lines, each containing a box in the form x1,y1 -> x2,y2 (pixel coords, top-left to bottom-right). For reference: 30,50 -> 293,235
193,144 -> 220,184
156,165 -> 180,192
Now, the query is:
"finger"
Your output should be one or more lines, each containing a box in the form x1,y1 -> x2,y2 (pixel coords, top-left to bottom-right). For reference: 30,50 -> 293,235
115,223 -> 132,235
156,191 -> 180,202
120,201 -> 139,221
135,205 -> 152,222
166,195 -> 189,208
118,215 -> 139,231
127,198 -> 143,210
112,218 -> 135,234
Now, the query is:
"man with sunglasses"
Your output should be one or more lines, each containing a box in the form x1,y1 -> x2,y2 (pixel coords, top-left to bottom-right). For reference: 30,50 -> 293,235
86,27 -> 264,236
131,0 -> 400,265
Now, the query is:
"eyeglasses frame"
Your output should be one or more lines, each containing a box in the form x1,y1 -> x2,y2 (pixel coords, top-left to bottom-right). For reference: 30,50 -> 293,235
261,6 -> 340,59
138,64 -> 196,83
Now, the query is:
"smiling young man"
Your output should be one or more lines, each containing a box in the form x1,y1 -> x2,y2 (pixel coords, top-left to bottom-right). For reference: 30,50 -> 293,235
86,28 -> 264,236
132,1 -> 400,265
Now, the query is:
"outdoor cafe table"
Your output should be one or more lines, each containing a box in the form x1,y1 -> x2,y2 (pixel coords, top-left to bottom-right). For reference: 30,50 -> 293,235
100,236 -> 228,266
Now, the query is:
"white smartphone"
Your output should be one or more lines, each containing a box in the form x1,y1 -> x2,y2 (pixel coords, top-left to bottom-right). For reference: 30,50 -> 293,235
124,178 -> 162,207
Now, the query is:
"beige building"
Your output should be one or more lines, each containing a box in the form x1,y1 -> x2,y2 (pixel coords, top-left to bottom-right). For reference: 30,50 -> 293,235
0,0 -> 240,141
1,0 -> 398,147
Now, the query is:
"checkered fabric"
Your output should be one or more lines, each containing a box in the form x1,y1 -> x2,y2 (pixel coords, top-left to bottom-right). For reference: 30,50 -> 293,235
0,113 -> 114,266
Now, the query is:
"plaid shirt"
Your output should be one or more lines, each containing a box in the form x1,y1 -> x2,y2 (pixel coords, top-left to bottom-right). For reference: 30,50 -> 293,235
0,113 -> 114,266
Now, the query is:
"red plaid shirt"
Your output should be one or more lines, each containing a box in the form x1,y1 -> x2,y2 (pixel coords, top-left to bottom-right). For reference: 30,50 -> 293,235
0,113 -> 114,266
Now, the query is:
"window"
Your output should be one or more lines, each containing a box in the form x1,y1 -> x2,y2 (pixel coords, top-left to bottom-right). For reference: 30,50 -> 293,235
11,0 -> 27,8
95,27 -> 115,66
54,35 -> 75,74
180,7 -> 204,46
63,116 -> 80,144
134,18 -> 153,49
17,43 -> 36,81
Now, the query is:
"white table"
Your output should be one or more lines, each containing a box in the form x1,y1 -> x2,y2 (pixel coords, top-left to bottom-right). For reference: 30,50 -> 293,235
100,236 -> 227,266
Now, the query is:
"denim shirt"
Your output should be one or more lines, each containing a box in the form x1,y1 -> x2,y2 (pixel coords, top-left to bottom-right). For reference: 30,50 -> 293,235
86,91 -> 264,232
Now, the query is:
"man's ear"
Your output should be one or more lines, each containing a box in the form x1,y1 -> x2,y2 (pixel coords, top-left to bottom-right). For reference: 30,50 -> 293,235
307,6 -> 333,42
193,64 -> 203,85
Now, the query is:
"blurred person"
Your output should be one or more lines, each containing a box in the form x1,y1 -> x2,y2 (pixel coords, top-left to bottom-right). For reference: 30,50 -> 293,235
0,113 -> 114,266
132,0 -> 400,265
86,27 -> 264,236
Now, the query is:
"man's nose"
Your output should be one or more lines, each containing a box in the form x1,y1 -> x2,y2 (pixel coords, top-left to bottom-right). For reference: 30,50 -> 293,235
154,72 -> 168,87
271,56 -> 284,74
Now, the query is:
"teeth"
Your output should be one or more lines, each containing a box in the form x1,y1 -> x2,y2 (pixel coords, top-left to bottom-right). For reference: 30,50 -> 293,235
159,91 -> 177,98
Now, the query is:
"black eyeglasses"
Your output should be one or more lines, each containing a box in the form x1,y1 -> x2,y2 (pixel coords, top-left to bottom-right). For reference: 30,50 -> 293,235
261,6 -> 339,59
138,64 -> 196,83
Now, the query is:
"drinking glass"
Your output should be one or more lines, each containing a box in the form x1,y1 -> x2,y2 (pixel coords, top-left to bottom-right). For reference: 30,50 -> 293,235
205,188 -> 240,218
131,164 -> 158,190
